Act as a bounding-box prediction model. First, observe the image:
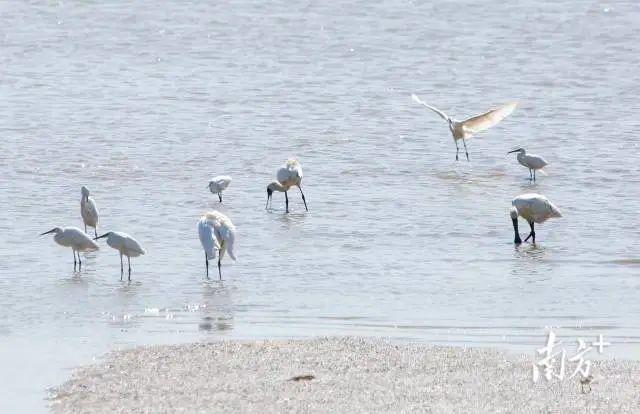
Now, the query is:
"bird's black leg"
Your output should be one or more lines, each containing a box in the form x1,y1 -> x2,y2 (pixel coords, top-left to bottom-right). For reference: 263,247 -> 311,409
94,228 -> 98,238
128,256 -> 131,281
73,250 -> 77,269
205,253 -> 209,279
298,186 -> 308,211
285,191 -> 289,213
84,224 -> 87,234
217,253 -> 222,281
533,170 -> 536,182
524,221 -> 535,243
455,141 -> 460,161
218,193 -> 222,203
78,253 -> 82,268
462,139 -> 469,161
120,253 -> 124,277
529,169 -> 532,181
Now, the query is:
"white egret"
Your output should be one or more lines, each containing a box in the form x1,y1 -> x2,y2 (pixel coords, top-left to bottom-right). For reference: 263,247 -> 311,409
198,211 -> 237,280
94,231 -> 146,280
511,194 -> 562,244
208,175 -> 232,202
266,159 -> 308,213
80,186 -> 99,237
508,148 -> 548,181
41,226 -> 99,268
412,94 -> 518,161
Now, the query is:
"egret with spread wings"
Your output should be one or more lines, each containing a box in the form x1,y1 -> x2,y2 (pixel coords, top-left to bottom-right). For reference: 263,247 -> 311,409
412,94 -> 518,161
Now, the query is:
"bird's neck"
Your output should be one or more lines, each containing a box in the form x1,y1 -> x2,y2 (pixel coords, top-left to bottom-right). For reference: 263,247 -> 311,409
272,182 -> 287,192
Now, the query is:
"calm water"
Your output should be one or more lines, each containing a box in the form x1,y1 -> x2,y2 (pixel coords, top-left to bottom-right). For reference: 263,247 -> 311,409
2,0 -> 640,411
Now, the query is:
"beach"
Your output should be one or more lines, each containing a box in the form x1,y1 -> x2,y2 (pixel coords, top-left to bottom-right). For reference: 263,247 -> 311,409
50,337 -> 640,413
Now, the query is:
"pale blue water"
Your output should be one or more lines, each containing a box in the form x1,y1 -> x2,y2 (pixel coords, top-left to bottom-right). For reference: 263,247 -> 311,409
1,0 -> 640,412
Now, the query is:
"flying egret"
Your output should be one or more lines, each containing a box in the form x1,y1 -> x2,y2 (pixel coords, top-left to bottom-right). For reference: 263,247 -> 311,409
208,175 -> 232,202
266,159 -> 308,213
41,226 -> 99,268
511,194 -> 562,244
411,94 -> 518,161
80,186 -> 99,237
198,211 -> 237,280
94,231 -> 146,280
508,148 -> 548,181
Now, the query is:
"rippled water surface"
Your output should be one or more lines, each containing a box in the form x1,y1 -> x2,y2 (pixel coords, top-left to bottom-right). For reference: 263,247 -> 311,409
2,0 -> 640,411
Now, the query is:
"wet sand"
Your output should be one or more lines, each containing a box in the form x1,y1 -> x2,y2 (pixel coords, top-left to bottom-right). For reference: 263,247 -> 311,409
50,337 -> 640,413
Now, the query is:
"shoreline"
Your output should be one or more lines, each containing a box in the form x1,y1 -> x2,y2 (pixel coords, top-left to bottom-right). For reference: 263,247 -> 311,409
50,337 -> 640,413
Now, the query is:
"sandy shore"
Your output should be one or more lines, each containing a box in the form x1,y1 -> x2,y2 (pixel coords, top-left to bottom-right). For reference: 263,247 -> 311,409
50,337 -> 639,413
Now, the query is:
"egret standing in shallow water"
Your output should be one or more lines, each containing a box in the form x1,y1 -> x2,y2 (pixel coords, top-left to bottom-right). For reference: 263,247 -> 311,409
198,211 -> 236,280
508,148 -> 548,181
94,231 -> 146,280
412,94 -> 518,161
80,186 -> 99,237
266,159 -> 308,213
208,175 -> 232,202
41,226 -> 99,269
511,194 -> 562,244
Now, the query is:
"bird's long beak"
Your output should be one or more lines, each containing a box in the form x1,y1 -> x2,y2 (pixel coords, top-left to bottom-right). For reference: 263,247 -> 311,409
40,229 -> 56,236
507,149 -> 520,154
94,233 -> 109,240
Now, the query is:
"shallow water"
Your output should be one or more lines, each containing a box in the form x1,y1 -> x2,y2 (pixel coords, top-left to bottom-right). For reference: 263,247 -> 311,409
1,0 -> 640,412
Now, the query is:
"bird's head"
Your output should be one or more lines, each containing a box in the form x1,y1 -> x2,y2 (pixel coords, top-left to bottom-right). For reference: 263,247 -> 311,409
41,227 -> 63,236
94,232 -> 112,241
81,186 -> 90,200
508,148 -> 525,155
207,181 -> 215,191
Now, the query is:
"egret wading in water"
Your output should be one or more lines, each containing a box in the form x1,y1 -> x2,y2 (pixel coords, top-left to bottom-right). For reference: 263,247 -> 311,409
80,186 -> 99,237
208,175 -> 232,202
198,211 -> 236,280
411,94 -> 518,161
41,226 -> 99,269
511,194 -> 562,244
508,148 -> 548,181
94,231 -> 146,280
266,159 -> 308,213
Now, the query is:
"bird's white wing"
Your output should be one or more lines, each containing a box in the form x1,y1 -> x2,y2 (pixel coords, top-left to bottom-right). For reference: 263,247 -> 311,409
211,176 -> 231,191
461,102 -> 518,133
217,224 -> 236,261
411,94 -> 450,121
198,219 -> 219,260
277,164 -> 302,184
123,236 -> 146,256
67,228 -> 99,251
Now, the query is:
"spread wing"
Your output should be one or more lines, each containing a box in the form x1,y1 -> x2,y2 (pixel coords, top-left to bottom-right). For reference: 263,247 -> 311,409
461,102 -> 518,133
411,94 -> 450,121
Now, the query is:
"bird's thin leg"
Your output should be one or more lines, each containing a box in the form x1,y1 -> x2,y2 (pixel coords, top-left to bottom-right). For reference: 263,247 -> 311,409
217,252 -> 222,281
298,186 -> 308,211
218,193 -> 222,203
94,228 -> 98,238
462,139 -> 469,161
455,140 -> 460,161
205,252 -> 209,279
84,224 -> 87,234
285,191 -> 289,213
120,253 -> 123,280
73,250 -> 77,268
529,169 -> 532,181
127,256 -> 131,281
524,221 -> 535,243
78,252 -> 82,268
533,170 -> 536,182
